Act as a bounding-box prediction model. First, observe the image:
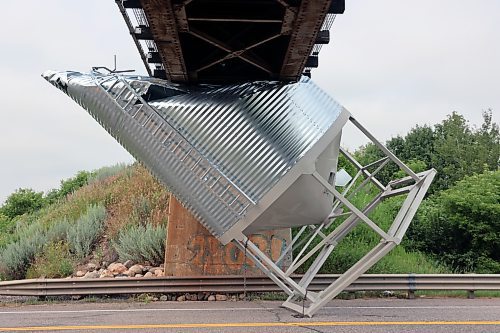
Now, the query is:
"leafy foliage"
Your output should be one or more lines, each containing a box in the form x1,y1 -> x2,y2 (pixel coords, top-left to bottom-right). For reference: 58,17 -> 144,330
408,171 -> 500,272
0,213 -> 16,248
113,223 -> 166,266
356,110 -> 499,193
0,189 -> 44,219
45,171 -> 93,205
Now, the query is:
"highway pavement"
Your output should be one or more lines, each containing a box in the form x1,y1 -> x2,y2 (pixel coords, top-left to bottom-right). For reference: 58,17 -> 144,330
0,298 -> 499,332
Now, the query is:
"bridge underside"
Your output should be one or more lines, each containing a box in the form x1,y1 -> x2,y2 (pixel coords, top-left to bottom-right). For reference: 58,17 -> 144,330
117,0 -> 345,84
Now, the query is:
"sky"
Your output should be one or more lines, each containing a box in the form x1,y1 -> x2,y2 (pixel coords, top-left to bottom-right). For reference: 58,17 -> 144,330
0,0 -> 499,204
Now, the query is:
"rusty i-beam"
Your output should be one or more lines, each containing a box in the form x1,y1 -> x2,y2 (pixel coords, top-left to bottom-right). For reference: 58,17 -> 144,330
117,0 -> 345,83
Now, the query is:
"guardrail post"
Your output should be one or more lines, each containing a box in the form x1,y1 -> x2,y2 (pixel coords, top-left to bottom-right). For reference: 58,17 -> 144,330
407,273 -> 416,299
468,290 -> 475,299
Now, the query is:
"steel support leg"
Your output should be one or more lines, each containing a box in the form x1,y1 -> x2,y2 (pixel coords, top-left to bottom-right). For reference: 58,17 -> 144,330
229,117 -> 436,317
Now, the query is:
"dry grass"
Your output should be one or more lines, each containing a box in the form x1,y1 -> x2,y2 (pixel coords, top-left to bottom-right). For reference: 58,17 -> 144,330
33,164 -> 169,238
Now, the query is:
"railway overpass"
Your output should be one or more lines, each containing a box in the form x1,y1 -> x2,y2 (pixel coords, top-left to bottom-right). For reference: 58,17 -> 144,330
116,0 -> 345,83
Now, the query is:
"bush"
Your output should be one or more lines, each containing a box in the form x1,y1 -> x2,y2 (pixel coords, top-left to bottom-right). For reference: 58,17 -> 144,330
0,188 -> 45,219
131,195 -> 152,225
0,213 -> 15,249
67,204 -> 107,258
88,164 -> 128,184
45,171 -> 93,205
113,223 -> 166,266
408,171 -> 500,272
26,241 -> 74,279
46,219 -> 72,243
0,227 -> 47,280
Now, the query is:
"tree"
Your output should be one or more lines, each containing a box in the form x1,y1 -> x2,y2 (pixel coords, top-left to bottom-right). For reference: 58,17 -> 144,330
408,170 -> 500,273
0,189 -> 44,219
354,111 -> 499,192
45,170 -> 92,205
388,125 -> 435,167
431,111 -> 499,192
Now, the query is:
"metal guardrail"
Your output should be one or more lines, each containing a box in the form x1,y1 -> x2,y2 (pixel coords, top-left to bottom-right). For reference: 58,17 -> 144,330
1,274 -> 499,297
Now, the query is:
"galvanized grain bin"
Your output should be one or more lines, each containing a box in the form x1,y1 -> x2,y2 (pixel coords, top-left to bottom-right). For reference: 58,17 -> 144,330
43,71 -> 350,244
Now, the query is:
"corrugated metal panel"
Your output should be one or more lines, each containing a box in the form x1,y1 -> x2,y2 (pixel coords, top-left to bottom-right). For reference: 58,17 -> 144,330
150,77 -> 342,203
42,70 -> 344,240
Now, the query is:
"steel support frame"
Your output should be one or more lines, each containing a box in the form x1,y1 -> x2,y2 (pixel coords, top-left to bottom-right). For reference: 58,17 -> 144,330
231,116 -> 436,317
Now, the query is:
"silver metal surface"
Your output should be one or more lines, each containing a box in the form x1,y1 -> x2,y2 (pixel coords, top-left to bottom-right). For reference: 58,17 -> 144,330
43,70 -> 347,241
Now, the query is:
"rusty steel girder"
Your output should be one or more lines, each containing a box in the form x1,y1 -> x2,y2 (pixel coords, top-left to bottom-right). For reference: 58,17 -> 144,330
116,0 -> 345,83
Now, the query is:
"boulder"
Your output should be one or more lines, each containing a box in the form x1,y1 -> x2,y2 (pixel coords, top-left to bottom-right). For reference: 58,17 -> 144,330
160,295 -> 169,301
86,263 -> 98,271
154,269 -> 164,277
108,263 -> 127,275
207,295 -> 215,301
135,274 -> 144,278
177,295 -> 186,302
123,260 -> 134,268
99,270 -> 114,278
215,294 -> 227,301
144,272 -> 154,278
75,270 -> 86,278
83,271 -> 100,279
129,264 -> 143,275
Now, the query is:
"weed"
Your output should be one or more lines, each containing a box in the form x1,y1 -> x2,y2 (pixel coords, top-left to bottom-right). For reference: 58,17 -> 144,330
26,242 -> 74,279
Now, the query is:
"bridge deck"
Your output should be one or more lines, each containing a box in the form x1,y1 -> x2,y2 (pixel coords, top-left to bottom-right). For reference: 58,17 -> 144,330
116,0 -> 344,84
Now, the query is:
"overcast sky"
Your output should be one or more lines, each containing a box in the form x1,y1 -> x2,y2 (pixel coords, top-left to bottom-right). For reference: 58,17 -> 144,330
1,0 -> 498,204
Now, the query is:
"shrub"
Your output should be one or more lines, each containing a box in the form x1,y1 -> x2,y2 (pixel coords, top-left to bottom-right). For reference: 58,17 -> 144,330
88,163 -> 128,184
0,213 -> 15,249
408,170 -> 500,272
67,204 -> 107,258
26,242 -> 74,279
46,219 -> 72,243
113,223 -> 166,266
131,195 -> 152,225
0,188 -> 45,219
45,171 -> 93,205
0,228 -> 47,280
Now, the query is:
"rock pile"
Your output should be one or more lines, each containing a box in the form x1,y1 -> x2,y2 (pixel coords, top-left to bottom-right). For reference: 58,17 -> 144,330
137,292 -> 244,302
69,261 -> 246,302
73,261 -> 165,279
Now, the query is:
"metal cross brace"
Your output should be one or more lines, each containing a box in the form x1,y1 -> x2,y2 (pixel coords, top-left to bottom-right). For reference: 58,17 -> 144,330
231,116 -> 436,317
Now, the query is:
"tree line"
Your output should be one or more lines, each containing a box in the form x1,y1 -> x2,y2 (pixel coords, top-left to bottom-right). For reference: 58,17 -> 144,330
355,110 -> 499,272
